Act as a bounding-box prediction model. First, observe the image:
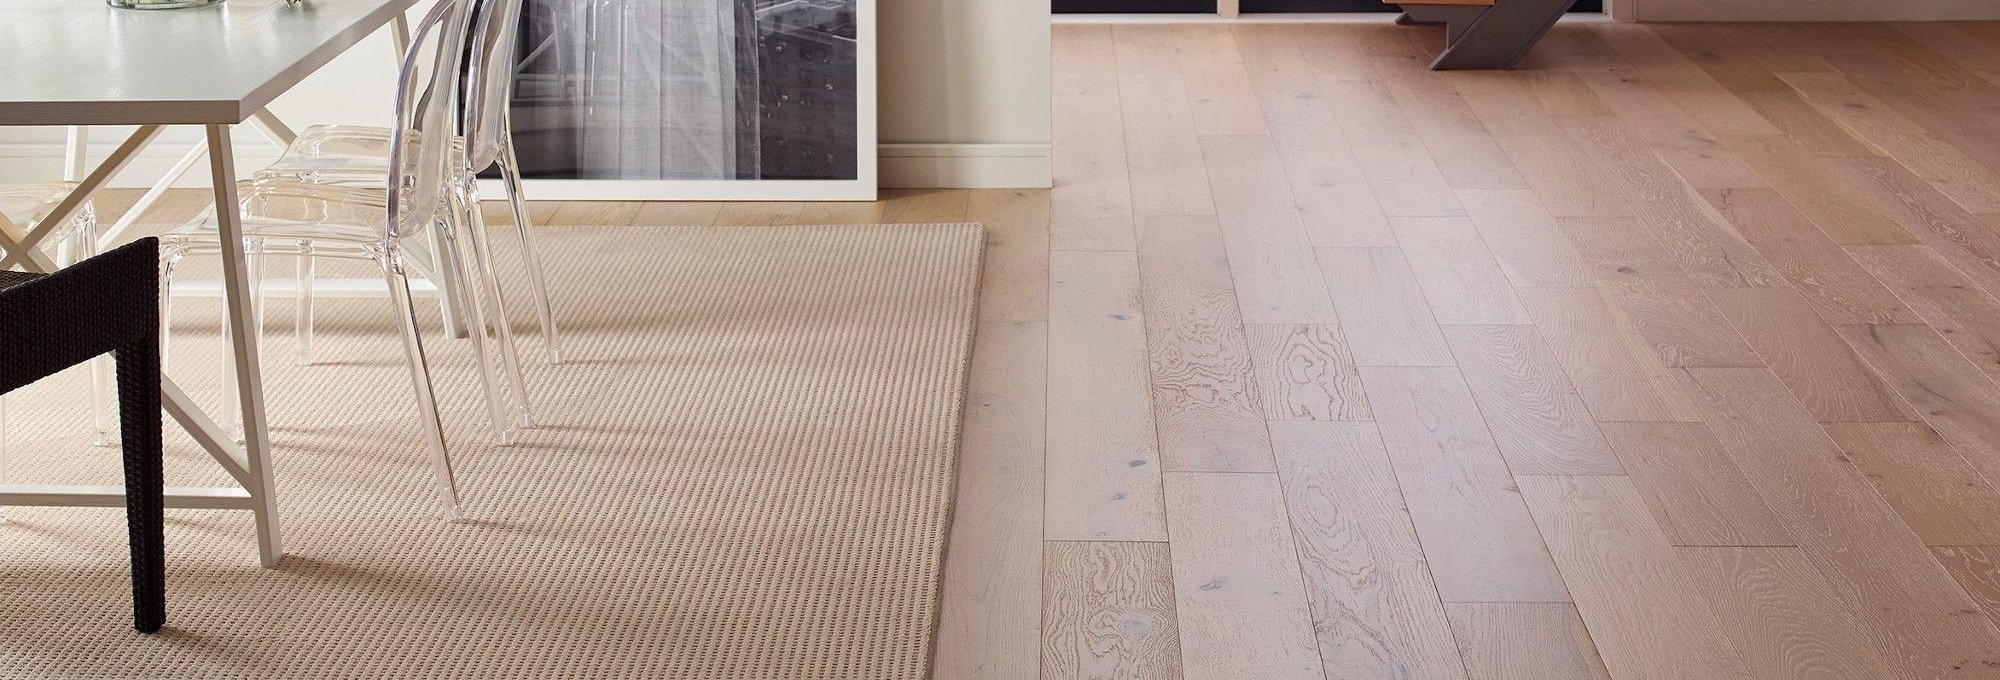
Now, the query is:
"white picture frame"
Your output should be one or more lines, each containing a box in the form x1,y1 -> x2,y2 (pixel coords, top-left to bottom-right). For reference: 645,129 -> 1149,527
492,0 -> 877,201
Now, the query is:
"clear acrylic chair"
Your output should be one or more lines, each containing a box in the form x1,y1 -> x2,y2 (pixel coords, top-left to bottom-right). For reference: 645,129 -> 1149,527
157,0 -> 488,520
0,182 -> 116,450
256,0 -> 561,370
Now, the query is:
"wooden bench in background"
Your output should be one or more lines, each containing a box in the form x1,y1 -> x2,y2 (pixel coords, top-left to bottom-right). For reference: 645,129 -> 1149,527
1395,0 -> 1574,70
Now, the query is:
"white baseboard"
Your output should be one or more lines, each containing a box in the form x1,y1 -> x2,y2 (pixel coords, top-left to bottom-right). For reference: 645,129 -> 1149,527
879,143 -> 1052,189
0,139 -> 1054,191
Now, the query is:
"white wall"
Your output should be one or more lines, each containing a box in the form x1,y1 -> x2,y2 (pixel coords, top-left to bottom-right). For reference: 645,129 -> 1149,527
879,0 -> 1054,188
1612,0 -> 2000,22
0,0 -> 1054,191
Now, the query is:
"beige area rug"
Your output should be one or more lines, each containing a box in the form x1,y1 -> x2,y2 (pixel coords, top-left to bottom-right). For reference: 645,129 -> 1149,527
0,223 -> 983,678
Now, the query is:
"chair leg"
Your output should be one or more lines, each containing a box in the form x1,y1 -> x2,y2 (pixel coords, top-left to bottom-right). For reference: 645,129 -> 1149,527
0,397 -> 9,524
114,341 -> 165,634
499,138 -> 562,365
455,182 -> 535,430
157,249 -> 182,374
72,204 -> 119,448
295,242 -> 315,366
433,217 -> 518,446
384,264 -> 464,522
220,244 -> 265,445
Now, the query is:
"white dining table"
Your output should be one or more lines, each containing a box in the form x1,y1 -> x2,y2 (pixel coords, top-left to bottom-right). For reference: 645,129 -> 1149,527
0,0 -> 427,568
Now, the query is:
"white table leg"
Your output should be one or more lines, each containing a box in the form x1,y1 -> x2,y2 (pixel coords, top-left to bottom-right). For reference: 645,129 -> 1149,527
205,124 -> 283,568
63,126 -> 89,181
391,12 -> 412,58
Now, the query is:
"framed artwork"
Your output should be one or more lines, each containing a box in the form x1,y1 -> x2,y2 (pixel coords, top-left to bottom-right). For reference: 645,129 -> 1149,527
495,0 -> 876,200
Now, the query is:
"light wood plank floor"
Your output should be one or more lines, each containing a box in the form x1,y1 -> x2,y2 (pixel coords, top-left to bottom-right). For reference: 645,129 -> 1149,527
101,19 -> 2000,680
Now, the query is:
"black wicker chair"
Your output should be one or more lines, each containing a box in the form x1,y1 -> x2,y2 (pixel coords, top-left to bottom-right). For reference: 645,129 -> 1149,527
0,237 -> 164,633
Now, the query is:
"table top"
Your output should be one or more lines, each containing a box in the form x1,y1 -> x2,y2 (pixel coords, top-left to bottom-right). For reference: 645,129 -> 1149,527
0,0 -> 422,126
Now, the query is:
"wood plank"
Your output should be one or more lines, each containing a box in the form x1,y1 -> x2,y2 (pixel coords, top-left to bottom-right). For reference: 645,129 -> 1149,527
1780,71 -> 2000,213
1826,156 -> 2000,300
1710,24 -> 1846,75
969,189 -> 1050,323
1270,124 -> 1396,248
1126,131 -> 1215,219
1047,252 -> 1167,541
1522,65 -> 1606,106
936,321 -> 1046,680
1834,323 -> 2000,504
1826,55 -> 2000,179
1593,23 -> 1782,136
795,200 -> 886,225
1053,24 -> 1119,96
1833,24 -> 1988,91
545,201 -> 639,227
1319,78 -> 1466,217
880,188 -> 970,223
1200,136 -> 1340,324
1173,25 -> 1270,137
1114,29 -> 1215,219
711,201 -> 804,226
1703,187 -> 1920,325
1707,287 -> 1914,423
624,199 -> 728,226
1678,547 -> 1896,680
1456,188 -> 1597,288
1445,604 -> 1611,680
1494,135 -> 1634,219
1288,23 -> 1389,78
1719,135 -> 1918,246
1270,422 -> 1467,680
1649,24 -> 1791,93
1390,216 -> 1530,324
1598,422 -> 1792,547
1557,216 -> 1765,368
1381,73 -> 1529,190
1111,25 -> 1188,127
1246,324 -> 1371,421
1518,24 -> 1623,72
1051,93 -> 1136,251
1136,215 -> 1274,473
1442,325 -> 1624,475
1823,422 -> 2000,546
1163,472 -> 1326,680
1316,248 -> 1455,367
1041,542 -> 1185,680
1234,24 -> 1341,130
1733,89 -> 1882,157
1569,66 -> 1771,190
1557,115 -> 1783,288
1679,367 -> 2000,678
1895,23 -> 2000,91
1447,71 -> 1562,138
1359,366 -> 1570,602
1515,475 -> 1758,680
1846,244 -> 2000,385
1932,546 -> 2000,629
1516,287 -> 1702,422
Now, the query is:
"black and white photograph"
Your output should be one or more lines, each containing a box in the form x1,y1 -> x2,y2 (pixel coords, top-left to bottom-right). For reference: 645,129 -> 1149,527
504,0 -> 874,197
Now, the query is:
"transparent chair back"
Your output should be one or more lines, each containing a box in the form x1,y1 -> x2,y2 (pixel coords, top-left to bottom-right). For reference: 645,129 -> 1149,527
387,0 -> 476,246
465,0 -> 527,172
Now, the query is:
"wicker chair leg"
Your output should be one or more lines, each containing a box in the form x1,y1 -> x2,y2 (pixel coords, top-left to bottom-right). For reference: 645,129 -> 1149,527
115,341 -> 165,633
